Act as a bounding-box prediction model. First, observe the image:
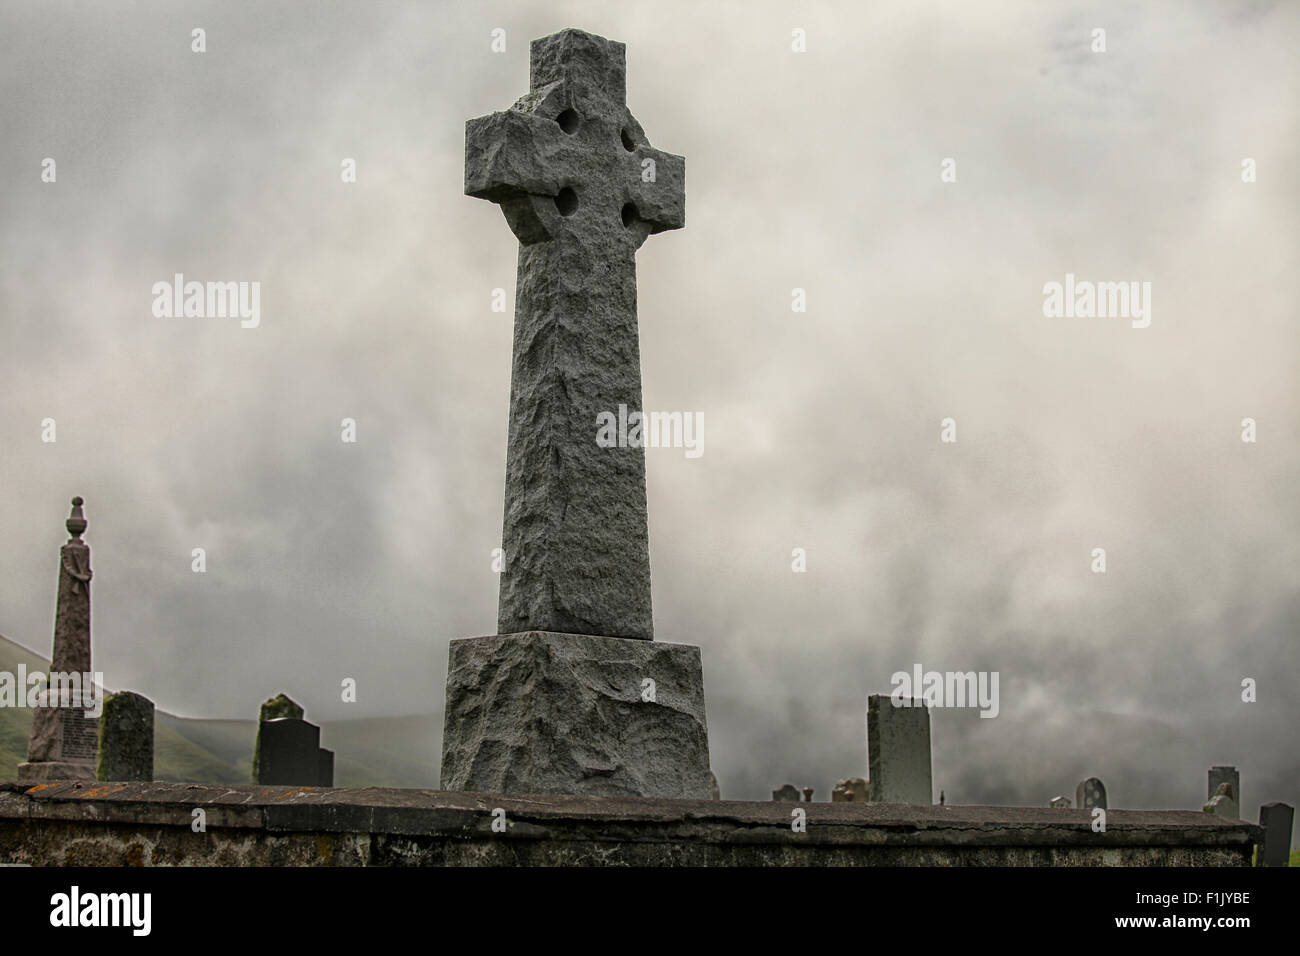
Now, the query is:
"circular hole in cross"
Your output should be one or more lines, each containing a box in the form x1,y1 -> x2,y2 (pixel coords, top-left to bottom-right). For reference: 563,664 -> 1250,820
620,128 -> 636,151
621,202 -> 638,227
556,109 -> 580,134
555,187 -> 579,216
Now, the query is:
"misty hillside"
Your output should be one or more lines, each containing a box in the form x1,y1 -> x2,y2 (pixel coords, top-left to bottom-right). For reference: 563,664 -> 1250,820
0,634 -> 439,787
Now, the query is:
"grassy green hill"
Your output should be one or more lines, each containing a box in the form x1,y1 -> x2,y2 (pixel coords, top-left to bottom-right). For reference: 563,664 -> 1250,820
1,633 -> 439,788
0,636 -> 52,777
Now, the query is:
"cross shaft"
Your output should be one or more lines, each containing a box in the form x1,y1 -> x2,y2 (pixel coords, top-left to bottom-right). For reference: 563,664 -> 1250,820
465,29 -> 685,641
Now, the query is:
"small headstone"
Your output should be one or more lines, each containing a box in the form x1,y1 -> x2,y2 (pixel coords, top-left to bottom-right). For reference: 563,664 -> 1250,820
1208,766 -> 1239,812
96,691 -> 154,782
866,694 -> 932,804
1202,783 -> 1239,819
772,784 -> 801,802
1076,777 -> 1107,810
317,748 -> 334,787
802,787 -> 814,802
1256,802 -> 1294,867
832,777 -> 870,803
256,718 -> 322,786
1050,796 -> 1072,809
252,693 -> 305,781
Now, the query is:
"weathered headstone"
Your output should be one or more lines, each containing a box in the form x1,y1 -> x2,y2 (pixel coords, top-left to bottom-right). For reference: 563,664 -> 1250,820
833,777 -> 870,803
1202,783 -> 1240,820
18,498 -> 99,784
866,695 -> 932,804
96,691 -> 154,782
317,748 -> 334,788
256,718 -> 322,786
1256,802 -> 1294,867
1049,796 -> 1072,809
260,693 -> 304,722
1076,777 -> 1107,810
772,784 -> 801,802
252,693 -> 304,781
1208,765 -> 1239,813
440,29 -> 711,800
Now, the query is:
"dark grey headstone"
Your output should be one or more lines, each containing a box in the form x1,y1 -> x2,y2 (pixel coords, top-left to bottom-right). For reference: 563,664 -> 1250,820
317,748 -> 334,788
256,718 -> 321,785
1076,777 -> 1107,810
252,693 -> 305,780
867,695 -> 932,804
1256,802 -> 1293,867
772,784 -> 801,802
96,690 -> 154,782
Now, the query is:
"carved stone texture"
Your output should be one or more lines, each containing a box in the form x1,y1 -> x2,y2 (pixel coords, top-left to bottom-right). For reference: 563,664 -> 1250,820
440,631 -> 711,799
465,28 -> 685,642
96,691 -> 154,782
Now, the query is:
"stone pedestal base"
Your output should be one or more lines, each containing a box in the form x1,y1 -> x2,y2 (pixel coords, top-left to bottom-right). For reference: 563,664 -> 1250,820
19,690 -> 99,785
440,631 -> 712,799
16,760 -> 95,785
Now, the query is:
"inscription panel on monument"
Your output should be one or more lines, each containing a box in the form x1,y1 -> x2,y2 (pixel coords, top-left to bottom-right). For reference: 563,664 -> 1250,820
60,708 -> 99,760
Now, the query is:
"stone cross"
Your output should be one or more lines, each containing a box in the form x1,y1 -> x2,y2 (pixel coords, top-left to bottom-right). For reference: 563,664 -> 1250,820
465,28 -> 685,642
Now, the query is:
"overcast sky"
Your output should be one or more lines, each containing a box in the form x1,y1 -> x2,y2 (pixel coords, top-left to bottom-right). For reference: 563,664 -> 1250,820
1,0 -> 1296,810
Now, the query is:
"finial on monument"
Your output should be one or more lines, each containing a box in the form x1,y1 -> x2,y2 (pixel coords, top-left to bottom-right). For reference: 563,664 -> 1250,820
66,496 -> 87,539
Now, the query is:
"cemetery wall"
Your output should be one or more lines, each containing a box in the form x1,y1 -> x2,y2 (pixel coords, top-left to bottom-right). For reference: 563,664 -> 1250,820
0,782 -> 1259,867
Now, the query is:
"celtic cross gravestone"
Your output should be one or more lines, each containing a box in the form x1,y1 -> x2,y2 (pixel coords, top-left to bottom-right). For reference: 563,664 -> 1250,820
441,29 -> 711,798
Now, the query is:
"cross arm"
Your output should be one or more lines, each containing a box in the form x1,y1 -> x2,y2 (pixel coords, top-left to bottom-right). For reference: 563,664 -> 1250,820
627,146 -> 685,233
464,110 -> 569,203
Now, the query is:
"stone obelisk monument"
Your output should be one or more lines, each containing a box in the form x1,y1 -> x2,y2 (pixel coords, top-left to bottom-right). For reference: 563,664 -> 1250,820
18,497 -> 100,783
440,28 -> 712,798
